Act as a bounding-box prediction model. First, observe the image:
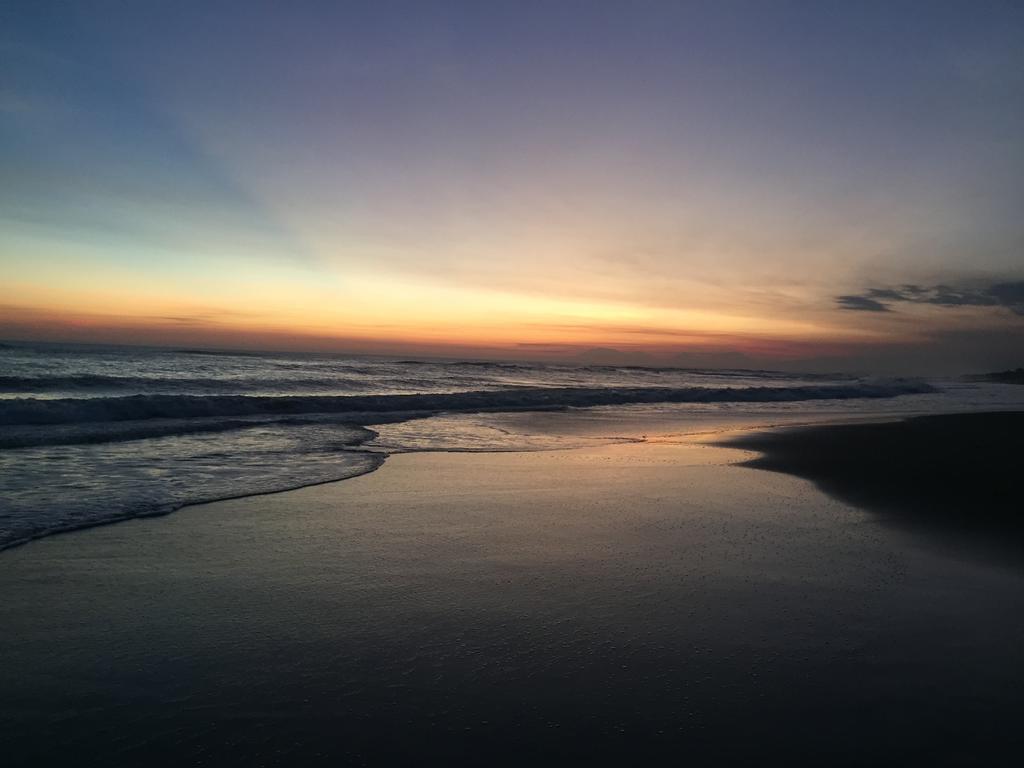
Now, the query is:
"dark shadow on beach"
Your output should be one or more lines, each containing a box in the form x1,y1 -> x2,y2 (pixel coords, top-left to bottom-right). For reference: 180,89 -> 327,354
724,411 -> 1024,566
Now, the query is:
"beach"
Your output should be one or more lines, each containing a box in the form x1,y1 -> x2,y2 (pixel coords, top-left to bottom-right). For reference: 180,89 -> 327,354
7,3 -> 1024,764
4,414 -> 1024,765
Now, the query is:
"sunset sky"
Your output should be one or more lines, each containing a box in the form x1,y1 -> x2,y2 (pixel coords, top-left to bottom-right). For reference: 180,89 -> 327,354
2,1 -> 1022,372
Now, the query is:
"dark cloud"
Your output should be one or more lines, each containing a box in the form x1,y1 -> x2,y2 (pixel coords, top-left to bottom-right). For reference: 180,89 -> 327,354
836,295 -> 891,312
864,288 -> 907,301
988,282 -> 1024,309
925,285 -> 999,308
837,281 -> 1024,315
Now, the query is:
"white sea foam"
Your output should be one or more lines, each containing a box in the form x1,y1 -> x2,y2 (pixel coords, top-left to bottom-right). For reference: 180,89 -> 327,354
0,423 -> 382,551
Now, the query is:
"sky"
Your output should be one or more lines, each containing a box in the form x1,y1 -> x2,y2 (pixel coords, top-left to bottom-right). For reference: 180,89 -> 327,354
2,0 -> 1022,373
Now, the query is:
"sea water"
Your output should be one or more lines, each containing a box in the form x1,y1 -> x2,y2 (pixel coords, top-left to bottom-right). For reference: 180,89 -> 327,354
2,341 -> 1022,550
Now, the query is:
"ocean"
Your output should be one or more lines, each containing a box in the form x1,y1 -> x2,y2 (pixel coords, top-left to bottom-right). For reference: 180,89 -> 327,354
2,341 -> 1022,551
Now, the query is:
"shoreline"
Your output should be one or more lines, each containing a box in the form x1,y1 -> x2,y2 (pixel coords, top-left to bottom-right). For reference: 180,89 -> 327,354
0,407 -> 905,554
2,407 -> 1014,555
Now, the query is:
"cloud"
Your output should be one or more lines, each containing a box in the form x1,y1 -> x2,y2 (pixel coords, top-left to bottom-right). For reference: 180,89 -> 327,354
836,295 -> 891,312
987,282 -> 1024,310
836,281 -> 1024,315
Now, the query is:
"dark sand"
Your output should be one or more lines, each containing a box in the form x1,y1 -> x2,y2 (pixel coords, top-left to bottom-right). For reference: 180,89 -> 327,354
725,411 -> 1024,561
3,428 -> 1024,765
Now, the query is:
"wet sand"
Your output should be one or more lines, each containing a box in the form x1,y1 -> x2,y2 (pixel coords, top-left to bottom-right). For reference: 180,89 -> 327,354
3,434 -> 1024,765
726,411 -> 1024,561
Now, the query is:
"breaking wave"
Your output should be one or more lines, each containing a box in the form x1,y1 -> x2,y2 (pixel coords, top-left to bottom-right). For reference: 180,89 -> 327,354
1,381 -> 936,430
0,373 -> 374,394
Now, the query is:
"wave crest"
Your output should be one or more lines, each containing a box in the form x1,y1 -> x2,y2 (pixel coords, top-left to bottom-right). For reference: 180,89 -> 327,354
1,382 -> 936,428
